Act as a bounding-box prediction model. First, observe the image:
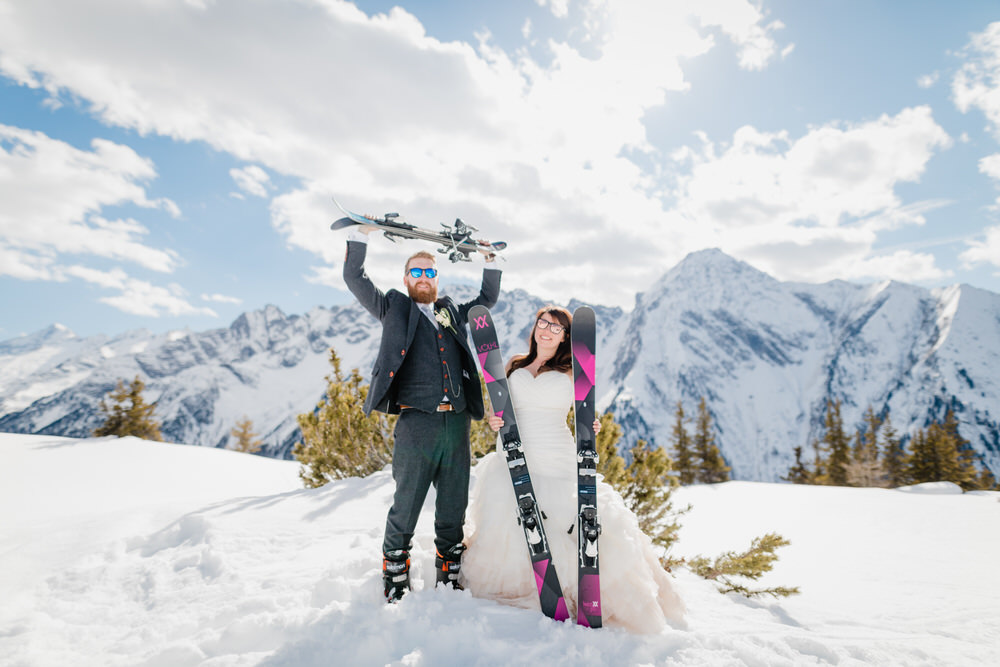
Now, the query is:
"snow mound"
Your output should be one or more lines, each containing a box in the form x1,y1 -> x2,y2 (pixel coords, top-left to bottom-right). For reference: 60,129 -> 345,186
896,481 -> 965,495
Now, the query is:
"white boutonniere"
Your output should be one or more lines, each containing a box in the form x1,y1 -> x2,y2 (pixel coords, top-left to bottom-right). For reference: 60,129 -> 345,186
435,307 -> 457,334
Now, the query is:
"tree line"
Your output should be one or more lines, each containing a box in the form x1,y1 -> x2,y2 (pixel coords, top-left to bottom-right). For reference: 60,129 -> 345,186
91,370 -> 999,495
784,399 -> 998,491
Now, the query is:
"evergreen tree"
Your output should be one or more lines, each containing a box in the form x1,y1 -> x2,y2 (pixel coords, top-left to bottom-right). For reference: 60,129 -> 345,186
906,426 -> 936,483
821,399 -> 850,486
591,414 -> 686,567
906,422 -> 966,486
687,533 -> 800,598
782,446 -> 811,484
846,405 -> 886,487
906,411 -> 995,490
93,376 -> 162,441
594,411 -> 626,489
972,465 -> 999,491
619,439 -> 688,568
809,437 -> 826,484
293,349 -> 397,487
880,416 -> 907,487
693,397 -> 730,483
941,410 -> 980,491
671,401 -> 696,485
470,376 -> 499,462
586,411 -> 793,594
230,416 -> 263,454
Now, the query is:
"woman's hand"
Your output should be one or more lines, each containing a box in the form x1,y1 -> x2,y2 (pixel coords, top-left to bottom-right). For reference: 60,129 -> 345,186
593,419 -> 601,435
488,414 -> 504,431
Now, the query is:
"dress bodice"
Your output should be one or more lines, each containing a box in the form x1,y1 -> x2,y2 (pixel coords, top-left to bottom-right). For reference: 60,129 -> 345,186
504,368 -> 576,472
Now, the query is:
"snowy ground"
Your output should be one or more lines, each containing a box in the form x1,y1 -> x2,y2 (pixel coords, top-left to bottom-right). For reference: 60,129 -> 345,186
1,434 -> 998,666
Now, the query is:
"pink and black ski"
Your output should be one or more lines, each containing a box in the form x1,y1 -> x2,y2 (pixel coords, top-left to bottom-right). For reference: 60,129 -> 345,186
572,305 -> 602,628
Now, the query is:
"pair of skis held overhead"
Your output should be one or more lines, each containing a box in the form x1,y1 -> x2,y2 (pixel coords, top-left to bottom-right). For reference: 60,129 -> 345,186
469,305 -> 602,628
331,197 -> 599,626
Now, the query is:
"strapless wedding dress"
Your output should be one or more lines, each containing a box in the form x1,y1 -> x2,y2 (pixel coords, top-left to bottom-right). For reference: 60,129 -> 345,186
461,368 -> 685,633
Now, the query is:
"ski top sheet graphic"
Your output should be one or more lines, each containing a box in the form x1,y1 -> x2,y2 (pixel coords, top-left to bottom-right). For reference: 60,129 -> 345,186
572,305 -> 602,628
467,305 -> 569,622
331,197 -> 506,263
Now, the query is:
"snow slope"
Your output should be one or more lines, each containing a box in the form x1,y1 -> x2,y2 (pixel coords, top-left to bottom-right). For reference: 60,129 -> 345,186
2,434 -> 997,666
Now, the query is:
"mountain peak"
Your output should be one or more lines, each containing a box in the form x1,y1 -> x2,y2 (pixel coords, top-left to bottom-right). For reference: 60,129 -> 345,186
668,248 -> 774,282
0,323 -> 78,355
642,249 -> 780,308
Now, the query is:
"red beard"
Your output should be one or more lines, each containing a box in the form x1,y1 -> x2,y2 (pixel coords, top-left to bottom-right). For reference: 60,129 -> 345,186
407,282 -> 437,304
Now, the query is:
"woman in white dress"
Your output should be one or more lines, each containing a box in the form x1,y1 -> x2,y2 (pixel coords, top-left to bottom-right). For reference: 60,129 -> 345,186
461,307 -> 685,634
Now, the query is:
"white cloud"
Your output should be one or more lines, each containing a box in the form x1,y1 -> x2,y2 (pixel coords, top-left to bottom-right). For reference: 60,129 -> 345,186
0,124 -> 221,317
917,72 -> 939,89
537,0 -> 570,19
201,293 -> 243,304
691,0 -> 787,71
0,125 -> 179,274
100,282 -> 217,318
960,224 -> 1000,270
980,152 -> 1000,181
978,152 -> 1000,209
961,154 -> 1000,270
62,266 -> 218,317
230,165 -> 271,198
668,106 -> 953,283
953,22 -> 1000,138
0,0 -> 935,306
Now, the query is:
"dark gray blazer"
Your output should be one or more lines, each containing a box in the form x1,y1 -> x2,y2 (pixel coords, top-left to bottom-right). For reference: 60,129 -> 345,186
343,240 -> 501,418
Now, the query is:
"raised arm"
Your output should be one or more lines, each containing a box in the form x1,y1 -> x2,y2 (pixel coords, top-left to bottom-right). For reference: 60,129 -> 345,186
457,264 -> 502,323
343,239 -> 390,321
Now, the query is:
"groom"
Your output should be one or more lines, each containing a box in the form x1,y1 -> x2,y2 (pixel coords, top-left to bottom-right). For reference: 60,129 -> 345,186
343,227 -> 501,602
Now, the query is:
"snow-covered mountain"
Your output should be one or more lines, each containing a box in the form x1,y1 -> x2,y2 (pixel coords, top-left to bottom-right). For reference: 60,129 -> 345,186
2,250 -> 998,481
0,286 -> 571,460
605,249 -> 1000,480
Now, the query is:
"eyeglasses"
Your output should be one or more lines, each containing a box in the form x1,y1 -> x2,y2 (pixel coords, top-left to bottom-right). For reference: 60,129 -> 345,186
535,318 -> 565,334
408,267 -> 438,279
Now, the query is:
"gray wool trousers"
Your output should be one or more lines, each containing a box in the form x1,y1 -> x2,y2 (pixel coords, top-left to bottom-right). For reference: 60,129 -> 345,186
383,408 -> 471,555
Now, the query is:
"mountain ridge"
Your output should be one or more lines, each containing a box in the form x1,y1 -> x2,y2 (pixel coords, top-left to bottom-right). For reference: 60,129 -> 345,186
2,250 -> 997,481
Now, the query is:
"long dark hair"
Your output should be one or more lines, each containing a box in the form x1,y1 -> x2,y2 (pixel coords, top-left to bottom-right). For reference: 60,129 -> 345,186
507,306 -> 573,376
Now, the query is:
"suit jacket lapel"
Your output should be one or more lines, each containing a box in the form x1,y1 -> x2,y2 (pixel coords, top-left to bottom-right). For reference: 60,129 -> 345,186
405,299 -> 421,347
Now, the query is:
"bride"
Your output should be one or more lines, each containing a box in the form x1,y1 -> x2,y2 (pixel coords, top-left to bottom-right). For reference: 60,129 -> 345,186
460,306 -> 685,634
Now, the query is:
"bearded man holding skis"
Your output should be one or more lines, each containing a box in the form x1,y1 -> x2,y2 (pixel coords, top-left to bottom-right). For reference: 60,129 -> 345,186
342,226 -> 501,602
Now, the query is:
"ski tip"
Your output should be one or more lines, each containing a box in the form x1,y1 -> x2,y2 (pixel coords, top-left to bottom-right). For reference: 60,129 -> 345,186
572,305 -> 596,328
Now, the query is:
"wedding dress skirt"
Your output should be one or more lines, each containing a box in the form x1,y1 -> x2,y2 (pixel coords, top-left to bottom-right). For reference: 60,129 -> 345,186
461,369 -> 685,634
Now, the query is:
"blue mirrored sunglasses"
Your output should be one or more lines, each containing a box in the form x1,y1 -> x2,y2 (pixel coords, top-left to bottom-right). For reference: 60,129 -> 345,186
408,267 -> 438,279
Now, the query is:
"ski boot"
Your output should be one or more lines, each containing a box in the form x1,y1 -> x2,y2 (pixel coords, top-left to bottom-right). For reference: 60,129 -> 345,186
383,549 -> 410,603
435,543 -> 466,590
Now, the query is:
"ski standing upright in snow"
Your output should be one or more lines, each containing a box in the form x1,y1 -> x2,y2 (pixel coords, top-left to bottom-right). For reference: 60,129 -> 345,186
467,305 -> 570,622
571,305 -> 602,628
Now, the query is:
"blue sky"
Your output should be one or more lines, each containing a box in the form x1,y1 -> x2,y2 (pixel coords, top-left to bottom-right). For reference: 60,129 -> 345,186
2,0 -> 1000,339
